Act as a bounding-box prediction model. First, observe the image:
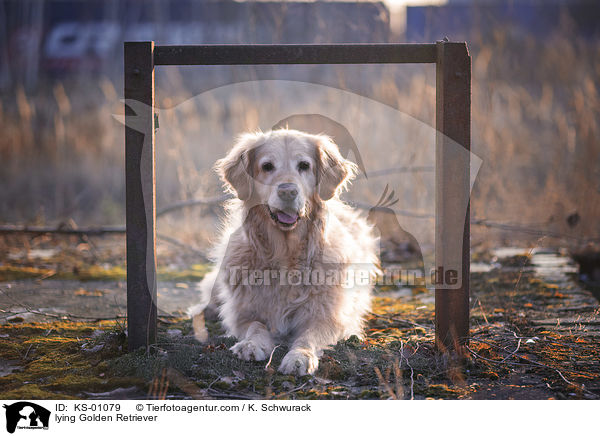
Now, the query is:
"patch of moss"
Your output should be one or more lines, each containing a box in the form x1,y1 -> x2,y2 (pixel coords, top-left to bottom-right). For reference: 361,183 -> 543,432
0,265 -> 54,281
358,389 -> 381,399
158,264 -> 211,282
0,263 -> 211,282
0,320 -> 133,399
0,384 -> 76,400
419,383 -> 462,399
2,257 -> 597,401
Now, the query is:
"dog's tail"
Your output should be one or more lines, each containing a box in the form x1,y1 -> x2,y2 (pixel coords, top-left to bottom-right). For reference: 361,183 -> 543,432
187,268 -> 219,342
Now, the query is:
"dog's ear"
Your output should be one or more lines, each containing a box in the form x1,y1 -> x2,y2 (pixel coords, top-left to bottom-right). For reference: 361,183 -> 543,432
215,134 -> 259,201
315,135 -> 358,201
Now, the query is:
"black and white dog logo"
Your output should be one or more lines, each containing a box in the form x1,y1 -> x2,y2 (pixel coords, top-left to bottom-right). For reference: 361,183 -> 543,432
3,402 -> 50,433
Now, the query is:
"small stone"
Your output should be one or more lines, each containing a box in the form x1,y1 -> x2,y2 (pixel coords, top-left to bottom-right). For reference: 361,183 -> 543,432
166,329 -> 183,338
83,344 -> 104,353
91,330 -> 105,338
7,316 -> 24,323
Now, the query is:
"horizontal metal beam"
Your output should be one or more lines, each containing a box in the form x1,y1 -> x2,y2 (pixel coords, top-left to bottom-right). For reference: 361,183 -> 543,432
153,44 -> 437,65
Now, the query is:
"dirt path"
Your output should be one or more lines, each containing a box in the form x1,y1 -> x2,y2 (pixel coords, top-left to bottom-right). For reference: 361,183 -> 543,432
0,280 -> 201,323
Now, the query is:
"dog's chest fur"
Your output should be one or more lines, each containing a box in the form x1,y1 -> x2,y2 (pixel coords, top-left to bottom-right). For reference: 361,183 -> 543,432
211,199 -> 375,346
221,217 -> 332,337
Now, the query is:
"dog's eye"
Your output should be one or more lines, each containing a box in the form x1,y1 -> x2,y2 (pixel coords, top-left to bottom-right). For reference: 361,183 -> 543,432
298,161 -> 310,172
262,162 -> 274,172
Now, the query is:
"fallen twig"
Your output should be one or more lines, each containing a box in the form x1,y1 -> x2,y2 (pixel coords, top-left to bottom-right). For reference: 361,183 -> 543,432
499,338 -> 521,363
369,312 -> 432,331
401,341 -> 415,400
374,366 -> 397,399
477,300 -> 489,324
275,382 -> 308,399
467,341 -> 598,398
264,345 -> 281,370
513,240 -> 544,296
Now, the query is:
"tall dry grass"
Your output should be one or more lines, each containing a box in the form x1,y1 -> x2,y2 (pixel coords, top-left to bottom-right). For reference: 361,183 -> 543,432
0,26 -> 598,251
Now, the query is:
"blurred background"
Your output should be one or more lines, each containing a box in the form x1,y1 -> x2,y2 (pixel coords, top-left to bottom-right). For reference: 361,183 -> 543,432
3,1 -> 600,402
0,0 -> 599,259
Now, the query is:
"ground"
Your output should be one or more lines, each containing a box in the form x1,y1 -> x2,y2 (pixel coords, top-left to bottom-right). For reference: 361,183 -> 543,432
0,234 -> 599,400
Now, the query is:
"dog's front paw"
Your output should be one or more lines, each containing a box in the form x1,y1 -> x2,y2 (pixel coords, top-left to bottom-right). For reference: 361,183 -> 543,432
278,348 -> 319,375
230,339 -> 271,361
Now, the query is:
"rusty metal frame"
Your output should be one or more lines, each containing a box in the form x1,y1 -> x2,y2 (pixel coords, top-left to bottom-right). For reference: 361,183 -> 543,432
124,42 -> 471,352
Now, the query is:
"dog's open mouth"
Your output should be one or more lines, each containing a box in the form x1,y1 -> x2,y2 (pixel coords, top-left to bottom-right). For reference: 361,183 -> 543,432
268,206 -> 300,228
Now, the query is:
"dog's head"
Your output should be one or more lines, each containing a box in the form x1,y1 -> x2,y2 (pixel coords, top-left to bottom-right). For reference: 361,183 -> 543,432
216,129 -> 357,231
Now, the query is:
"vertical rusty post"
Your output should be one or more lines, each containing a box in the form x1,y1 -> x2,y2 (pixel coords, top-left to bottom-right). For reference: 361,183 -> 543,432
124,41 -> 157,351
435,41 -> 471,350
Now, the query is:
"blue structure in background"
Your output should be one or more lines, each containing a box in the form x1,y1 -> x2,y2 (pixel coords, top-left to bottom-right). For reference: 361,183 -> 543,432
406,0 -> 600,42
0,0 -> 389,86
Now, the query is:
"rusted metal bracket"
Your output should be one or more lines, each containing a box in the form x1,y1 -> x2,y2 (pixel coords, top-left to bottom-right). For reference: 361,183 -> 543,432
435,41 -> 471,350
124,41 -> 157,351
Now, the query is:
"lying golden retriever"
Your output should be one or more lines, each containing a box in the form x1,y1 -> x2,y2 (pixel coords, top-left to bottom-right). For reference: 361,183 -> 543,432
189,129 -> 379,375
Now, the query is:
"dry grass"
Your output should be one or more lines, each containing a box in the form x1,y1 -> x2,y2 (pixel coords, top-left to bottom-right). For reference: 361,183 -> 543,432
1,26 -> 599,254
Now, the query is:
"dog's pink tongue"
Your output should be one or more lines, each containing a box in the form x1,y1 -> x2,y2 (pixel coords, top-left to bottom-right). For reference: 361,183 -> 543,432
277,211 -> 298,224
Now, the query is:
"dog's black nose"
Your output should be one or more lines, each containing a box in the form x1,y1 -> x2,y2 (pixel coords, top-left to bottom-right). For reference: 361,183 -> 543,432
277,183 -> 298,201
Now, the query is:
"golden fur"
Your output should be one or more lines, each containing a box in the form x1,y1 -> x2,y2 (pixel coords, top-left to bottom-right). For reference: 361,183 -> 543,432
189,129 -> 379,375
